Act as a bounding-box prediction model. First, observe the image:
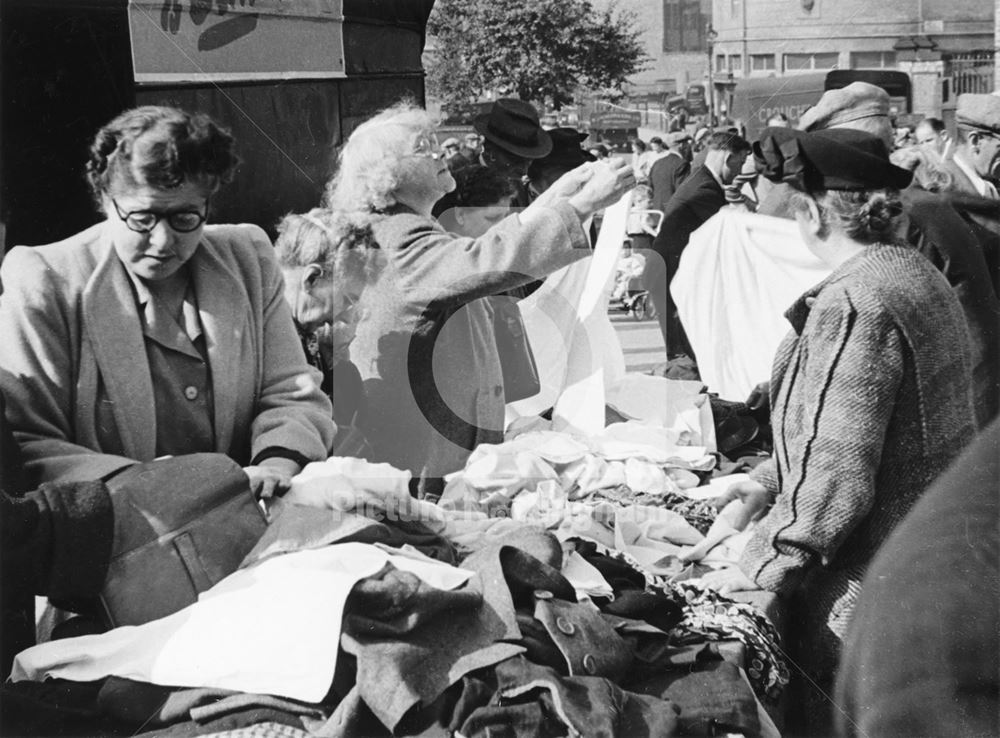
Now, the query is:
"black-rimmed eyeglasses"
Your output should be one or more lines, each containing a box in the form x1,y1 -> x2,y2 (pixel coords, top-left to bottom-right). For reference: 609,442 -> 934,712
111,198 -> 210,234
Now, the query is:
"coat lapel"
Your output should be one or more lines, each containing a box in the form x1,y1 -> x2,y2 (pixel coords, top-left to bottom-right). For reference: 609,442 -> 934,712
81,228 -> 156,461
190,238 -> 248,454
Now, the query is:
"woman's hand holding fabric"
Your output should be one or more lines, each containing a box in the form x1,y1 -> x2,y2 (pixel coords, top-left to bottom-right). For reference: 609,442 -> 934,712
244,457 -> 300,500
701,566 -> 758,595
567,158 -> 637,218
712,479 -> 773,531
746,381 -> 770,411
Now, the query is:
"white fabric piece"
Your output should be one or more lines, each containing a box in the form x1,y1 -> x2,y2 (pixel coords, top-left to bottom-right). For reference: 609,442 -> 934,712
671,208 -> 832,400
12,544 -> 472,702
606,375 -> 715,451
284,457 -> 444,528
507,193 -> 630,434
561,550 -> 614,600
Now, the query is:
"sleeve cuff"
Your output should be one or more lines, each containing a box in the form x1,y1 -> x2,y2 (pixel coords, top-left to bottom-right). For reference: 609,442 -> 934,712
250,446 -> 312,468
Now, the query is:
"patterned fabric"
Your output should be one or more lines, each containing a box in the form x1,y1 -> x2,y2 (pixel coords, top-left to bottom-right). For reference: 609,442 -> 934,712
201,722 -> 311,738
592,485 -> 717,534
577,539 -> 789,703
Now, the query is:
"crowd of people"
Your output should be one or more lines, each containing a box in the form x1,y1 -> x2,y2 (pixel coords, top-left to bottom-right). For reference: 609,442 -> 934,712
0,82 -> 996,737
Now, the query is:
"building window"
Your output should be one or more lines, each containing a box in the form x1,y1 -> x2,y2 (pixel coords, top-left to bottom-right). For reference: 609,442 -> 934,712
750,54 -> 776,72
851,51 -> 897,69
728,54 -> 743,75
783,52 -> 839,73
662,0 -> 711,52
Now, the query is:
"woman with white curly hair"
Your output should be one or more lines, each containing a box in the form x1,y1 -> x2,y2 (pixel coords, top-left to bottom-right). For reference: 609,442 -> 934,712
326,102 -> 635,499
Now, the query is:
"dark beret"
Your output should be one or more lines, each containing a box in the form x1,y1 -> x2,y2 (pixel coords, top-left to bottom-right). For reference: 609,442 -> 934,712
753,126 -> 912,191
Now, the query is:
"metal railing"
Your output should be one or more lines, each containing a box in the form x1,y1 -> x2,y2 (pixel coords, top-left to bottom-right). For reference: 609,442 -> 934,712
943,51 -> 995,101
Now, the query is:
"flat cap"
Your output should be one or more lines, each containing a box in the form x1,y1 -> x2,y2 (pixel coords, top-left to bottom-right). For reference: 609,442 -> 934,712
956,93 -> 1000,135
799,82 -> 890,132
667,130 -> 692,145
442,137 -> 460,148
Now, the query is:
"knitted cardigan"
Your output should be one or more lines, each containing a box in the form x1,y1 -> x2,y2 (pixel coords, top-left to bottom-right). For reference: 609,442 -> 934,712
741,244 -> 975,646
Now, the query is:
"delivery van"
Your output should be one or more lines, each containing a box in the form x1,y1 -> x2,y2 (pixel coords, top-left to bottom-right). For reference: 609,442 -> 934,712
731,69 -> 912,141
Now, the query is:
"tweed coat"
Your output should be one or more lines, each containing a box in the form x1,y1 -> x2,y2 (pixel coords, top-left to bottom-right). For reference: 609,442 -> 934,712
351,202 -> 589,497
0,222 -> 335,487
740,244 -> 976,689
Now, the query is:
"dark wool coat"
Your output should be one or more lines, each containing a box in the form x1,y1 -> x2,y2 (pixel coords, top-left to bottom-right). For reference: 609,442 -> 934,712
351,203 -> 589,497
835,417 -> 999,738
741,244 -> 976,697
900,187 -> 1000,428
644,165 -> 726,354
647,152 -> 691,215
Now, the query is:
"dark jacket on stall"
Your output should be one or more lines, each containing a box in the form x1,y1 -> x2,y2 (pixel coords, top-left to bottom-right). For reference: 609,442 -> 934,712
0,392 -> 115,679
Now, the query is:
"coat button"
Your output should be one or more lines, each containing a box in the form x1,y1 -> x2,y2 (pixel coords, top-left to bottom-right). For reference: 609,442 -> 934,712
533,589 -> 553,600
582,653 -> 597,674
184,386 -> 199,401
805,296 -> 817,308
556,617 -> 576,636
494,385 -> 503,397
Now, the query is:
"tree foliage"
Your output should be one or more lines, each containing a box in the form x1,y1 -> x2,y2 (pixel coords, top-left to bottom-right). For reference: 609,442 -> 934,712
426,0 -> 647,111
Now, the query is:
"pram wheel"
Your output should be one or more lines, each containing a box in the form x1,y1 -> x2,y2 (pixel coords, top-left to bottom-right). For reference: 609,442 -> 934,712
631,292 -> 656,321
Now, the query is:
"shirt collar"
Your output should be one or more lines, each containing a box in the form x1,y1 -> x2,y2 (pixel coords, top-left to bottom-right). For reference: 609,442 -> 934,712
953,152 -> 998,199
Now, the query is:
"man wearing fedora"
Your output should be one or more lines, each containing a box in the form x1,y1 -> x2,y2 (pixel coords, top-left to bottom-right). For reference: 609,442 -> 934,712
474,99 -> 553,206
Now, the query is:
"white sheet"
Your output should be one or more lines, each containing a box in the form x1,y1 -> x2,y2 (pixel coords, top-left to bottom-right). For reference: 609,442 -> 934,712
671,208 -> 832,401
507,194 -> 631,435
12,543 -> 472,702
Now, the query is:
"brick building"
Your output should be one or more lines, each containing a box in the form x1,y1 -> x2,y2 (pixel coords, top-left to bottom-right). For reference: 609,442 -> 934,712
710,0 -> 994,116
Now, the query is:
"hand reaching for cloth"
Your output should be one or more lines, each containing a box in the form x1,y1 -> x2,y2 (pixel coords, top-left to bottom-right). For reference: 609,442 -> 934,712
530,159 -> 637,221
243,457 -> 300,500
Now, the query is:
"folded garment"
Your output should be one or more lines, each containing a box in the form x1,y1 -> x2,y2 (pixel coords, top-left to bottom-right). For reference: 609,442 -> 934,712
13,544 -> 473,703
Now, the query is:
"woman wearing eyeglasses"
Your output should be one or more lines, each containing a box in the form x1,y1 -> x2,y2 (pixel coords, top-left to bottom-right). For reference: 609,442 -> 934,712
327,102 -> 635,499
0,106 -> 335,497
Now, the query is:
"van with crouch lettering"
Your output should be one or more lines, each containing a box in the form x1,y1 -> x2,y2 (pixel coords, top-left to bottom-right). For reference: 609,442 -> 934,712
731,69 -> 912,141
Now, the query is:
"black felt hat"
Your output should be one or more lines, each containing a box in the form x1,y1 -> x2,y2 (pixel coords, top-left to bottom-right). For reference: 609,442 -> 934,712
527,128 -> 594,181
474,99 -> 553,159
753,126 -> 912,191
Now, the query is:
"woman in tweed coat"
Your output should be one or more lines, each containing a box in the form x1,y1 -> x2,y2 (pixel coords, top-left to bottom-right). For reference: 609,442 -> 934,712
325,103 -> 635,498
704,127 -> 976,733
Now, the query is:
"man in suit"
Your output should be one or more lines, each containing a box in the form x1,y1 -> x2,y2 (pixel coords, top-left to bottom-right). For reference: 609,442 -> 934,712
942,93 -> 1000,199
643,131 -> 751,357
648,130 -> 693,215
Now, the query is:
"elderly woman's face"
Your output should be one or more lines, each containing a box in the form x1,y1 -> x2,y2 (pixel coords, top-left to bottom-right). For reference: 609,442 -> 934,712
103,180 -> 209,281
393,132 -> 456,209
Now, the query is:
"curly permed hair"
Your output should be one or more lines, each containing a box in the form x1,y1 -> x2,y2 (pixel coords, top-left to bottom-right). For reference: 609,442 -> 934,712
86,105 -> 238,207
324,101 -> 438,214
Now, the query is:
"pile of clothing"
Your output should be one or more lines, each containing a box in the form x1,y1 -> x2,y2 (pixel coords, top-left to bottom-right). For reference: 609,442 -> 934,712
3,460 -> 785,738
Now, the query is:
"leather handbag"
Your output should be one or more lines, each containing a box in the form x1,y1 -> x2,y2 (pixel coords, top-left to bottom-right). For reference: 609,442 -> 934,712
99,453 -> 268,627
490,295 -> 541,403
